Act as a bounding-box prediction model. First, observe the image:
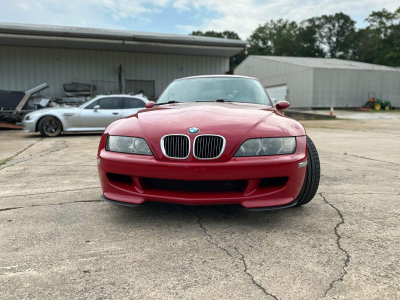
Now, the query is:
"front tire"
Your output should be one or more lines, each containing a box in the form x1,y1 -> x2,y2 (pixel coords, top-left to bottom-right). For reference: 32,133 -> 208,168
295,136 -> 320,206
38,116 -> 63,137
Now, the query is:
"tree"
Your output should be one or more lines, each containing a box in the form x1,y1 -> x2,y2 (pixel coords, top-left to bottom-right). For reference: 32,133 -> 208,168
296,23 -> 325,57
247,19 -> 324,57
190,30 -> 245,70
353,7 -> 400,66
307,13 -> 356,58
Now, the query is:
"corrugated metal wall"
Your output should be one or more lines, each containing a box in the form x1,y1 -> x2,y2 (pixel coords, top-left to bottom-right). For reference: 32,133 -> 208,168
236,56 -> 400,108
313,69 -> 400,107
0,46 -> 229,97
234,56 -> 314,107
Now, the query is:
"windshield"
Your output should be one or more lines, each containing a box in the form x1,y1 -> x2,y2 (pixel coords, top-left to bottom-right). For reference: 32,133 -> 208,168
157,77 -> 272,106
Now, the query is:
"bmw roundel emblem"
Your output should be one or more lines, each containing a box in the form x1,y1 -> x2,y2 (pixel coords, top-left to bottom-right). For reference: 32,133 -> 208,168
188,127 -> 200,134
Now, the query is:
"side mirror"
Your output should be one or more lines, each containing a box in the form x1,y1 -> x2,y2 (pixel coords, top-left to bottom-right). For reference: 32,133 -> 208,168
93,105 -> 100,112
146,101 -> 155,108
276,101 -> 290,111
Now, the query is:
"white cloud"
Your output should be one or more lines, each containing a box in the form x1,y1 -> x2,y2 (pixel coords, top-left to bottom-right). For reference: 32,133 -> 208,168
174,0 -> 400,39
0,0 -> 170,30
1,0 -> 398,39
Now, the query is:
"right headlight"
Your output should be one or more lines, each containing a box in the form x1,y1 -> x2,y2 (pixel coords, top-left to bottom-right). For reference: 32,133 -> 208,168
234,137 -> 296,157
106,135 -> 153,155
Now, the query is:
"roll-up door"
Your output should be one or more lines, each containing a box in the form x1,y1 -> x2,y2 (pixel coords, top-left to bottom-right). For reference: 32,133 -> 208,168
265,85 -> 287,104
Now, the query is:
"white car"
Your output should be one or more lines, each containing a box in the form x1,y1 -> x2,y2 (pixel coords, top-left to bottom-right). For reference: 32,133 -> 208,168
22,95 -> 149,137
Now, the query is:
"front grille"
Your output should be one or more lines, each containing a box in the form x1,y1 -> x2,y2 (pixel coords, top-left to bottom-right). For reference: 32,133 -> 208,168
144,178 -> 247,192
194,135 -> 225,159
162,135 -> 190,159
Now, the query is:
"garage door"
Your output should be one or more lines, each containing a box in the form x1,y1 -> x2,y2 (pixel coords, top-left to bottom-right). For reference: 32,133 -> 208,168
265,85 -> 287,104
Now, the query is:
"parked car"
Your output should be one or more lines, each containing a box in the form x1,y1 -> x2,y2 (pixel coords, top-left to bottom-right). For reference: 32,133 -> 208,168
97,75 -> 320,211
22,95 -> 149,137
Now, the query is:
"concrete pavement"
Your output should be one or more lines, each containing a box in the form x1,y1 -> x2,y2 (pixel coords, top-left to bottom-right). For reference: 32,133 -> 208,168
0,121 -> 399,300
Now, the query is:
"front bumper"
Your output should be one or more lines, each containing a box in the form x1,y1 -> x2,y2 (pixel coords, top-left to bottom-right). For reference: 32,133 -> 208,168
97,136 -> 307,209
22,120 -> 36,132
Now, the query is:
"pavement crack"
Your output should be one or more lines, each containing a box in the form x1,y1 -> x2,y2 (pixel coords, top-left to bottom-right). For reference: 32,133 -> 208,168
320,193 -> 350,298
235,249 -> 279,300
0,187 -> 101,199
187,208 -> 278,299
344,154 -> 399,166
0,140 -> 68,170
0,199 -> 101,212
0,138 -> 43,169
0,207 -> 24,212
187,208 -> 233,258
321,192 -> 400,196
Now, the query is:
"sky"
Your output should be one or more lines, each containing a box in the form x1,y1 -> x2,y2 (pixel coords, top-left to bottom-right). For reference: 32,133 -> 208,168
0,0 -> 398,39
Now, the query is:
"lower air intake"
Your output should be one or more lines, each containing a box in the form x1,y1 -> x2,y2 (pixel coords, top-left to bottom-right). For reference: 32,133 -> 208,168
144,178 -> 247,192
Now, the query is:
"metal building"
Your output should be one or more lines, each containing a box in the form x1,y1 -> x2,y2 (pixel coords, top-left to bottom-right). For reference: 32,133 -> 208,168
235,56 -> 400,108
0,22 -> 246,99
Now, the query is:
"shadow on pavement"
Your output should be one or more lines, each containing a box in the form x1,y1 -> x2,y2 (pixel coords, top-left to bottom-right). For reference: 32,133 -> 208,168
102,201 -> 310,230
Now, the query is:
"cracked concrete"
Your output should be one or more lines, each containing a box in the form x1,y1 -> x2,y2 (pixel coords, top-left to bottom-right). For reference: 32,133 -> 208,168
320,193 -> 350,298
188,208 -> 278,299
0,139 -> 68,170
0,199 -> 101,213
1,120 -> 400,299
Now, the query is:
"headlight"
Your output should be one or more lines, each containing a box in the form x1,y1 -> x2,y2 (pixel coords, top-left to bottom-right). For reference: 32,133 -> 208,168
25,115 -> 30,120
234,137 -> 296,156
106,136 -> 153,155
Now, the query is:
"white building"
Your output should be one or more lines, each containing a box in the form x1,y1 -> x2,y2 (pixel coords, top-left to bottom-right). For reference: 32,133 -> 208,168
235,56 -> 400,108
0,23 -> 246,99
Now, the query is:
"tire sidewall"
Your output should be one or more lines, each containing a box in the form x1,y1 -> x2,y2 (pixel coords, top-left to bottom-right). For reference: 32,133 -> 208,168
38,116 -> 62,137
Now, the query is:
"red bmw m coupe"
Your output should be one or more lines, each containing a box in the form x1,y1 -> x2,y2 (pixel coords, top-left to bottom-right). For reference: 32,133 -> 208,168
97,75 -> 320,210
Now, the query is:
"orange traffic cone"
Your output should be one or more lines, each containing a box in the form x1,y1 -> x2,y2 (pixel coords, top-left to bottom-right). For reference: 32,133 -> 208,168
329,106 -> 334,116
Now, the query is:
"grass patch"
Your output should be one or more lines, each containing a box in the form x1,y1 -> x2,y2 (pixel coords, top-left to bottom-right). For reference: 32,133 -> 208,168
0,156 -> 14,166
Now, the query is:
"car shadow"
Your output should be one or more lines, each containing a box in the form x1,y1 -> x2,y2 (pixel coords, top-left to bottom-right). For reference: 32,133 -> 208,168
103,201 -> 310,230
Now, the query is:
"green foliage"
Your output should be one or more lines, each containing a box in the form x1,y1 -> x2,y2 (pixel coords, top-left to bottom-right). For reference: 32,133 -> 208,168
247,19 -> 325,57
189,6 -> 400,68
191,30 -> 245,70
306,13 -> 356,58
353,7 -> 400,66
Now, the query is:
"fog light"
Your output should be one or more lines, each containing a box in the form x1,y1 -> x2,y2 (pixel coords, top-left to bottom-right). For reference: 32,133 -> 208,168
298,160 -> 307,168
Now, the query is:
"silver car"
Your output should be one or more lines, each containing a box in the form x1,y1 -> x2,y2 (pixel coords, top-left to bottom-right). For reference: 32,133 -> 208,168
22,95 -> 149,137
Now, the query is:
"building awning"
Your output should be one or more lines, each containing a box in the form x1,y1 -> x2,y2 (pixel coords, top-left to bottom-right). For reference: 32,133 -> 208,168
0,22 -> 247,57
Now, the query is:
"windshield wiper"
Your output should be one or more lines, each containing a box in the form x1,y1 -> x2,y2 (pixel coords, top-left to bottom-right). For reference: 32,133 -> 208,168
196,99 -> 233,103
155,100 -> 181,106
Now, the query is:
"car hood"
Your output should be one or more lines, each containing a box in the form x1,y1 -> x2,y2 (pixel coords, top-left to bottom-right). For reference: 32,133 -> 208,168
105,102 -> 305,161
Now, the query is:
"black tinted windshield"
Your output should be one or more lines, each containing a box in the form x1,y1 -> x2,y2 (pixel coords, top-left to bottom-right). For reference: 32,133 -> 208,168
157,77 -> 272,106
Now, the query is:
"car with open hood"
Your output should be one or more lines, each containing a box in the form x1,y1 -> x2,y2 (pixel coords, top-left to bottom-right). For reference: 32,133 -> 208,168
22,94 -> 149,137
97,75 -> 320,210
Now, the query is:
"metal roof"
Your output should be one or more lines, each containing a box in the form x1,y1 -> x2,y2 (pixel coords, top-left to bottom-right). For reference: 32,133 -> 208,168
0,22 -> 247,57
254,56 -> 400,71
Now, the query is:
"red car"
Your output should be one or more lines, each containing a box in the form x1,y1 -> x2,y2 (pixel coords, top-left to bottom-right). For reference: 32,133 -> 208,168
97,75 -> 320,210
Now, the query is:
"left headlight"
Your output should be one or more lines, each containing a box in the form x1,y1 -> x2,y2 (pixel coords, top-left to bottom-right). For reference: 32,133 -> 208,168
106,136 -> 153,155
234,137 -> 296,157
